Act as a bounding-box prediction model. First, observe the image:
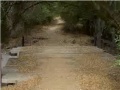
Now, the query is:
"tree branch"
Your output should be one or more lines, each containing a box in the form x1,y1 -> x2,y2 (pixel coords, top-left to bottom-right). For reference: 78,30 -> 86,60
5,2 -> 16,16
21,2 -> 41,15
96,2 -> 120,30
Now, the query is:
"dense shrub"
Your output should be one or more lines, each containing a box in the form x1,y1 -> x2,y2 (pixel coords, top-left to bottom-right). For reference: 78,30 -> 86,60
59,2 -> 96,33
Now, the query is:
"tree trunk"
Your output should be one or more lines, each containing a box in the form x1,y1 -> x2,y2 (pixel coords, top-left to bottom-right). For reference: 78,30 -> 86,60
95,18 -> 102,48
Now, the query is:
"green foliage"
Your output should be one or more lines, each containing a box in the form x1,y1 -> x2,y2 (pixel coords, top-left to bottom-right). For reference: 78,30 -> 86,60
62,2 -> 96,22
1,1 -> 60,43
114,54 -> 120,66
59,2 -> 97,33
23,2 -> 58,25
115,34 -> 120,66
22,2 -> 59,34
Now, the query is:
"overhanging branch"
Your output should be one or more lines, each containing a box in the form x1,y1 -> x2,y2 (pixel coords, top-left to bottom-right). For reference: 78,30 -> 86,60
21,2 -> 41,15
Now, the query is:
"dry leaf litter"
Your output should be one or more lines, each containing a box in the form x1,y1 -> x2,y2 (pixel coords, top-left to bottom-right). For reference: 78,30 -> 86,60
2,75 -> 41,90
74,54 -> 120,90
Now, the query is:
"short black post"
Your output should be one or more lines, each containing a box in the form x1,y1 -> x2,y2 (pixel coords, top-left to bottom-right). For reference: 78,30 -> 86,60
22,36 -> 24,46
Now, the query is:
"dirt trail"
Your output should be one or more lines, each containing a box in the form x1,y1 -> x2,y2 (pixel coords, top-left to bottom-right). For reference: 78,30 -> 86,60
26,17 -> 92,46
20,46 -> 118,90
27,17 -> 119,90
2,17 -> 120,90
36,57 -> 81,90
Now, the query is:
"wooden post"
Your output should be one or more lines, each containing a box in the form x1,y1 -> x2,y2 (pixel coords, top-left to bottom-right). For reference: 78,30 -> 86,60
22,36 -> 24,46
96,31 -> 102,48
